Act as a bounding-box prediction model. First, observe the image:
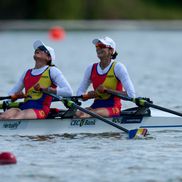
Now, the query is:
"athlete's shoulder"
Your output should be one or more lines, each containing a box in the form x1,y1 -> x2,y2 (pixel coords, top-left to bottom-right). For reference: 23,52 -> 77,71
49,66 -> 61,72
49,66 -> 63,78
114,60 -> 125,67
85,62 -> 96,71
88,62 -> 97,67
23,68 -> 32,75
113,61 -> 127,73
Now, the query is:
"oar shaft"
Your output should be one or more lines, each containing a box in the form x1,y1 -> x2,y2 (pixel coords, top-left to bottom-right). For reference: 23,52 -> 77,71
105,88 -> 182,117
43,91 -> 129,133
0,96 -> 11,100
53,96 -> 82,100
145,102 -> 182,117
105,89 -> 132,101
0,93 -> 28,101
65,95 -> 83,100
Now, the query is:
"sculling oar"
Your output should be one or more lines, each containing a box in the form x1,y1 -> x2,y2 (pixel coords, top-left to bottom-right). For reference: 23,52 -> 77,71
53,95 -> 83,102
104,88 -> 182,117
43,91 -> 148,139
0,96 -> 12,100
0,93 -> 28,101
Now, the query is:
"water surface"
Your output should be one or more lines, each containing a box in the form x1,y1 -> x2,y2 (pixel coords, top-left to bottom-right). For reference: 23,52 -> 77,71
0,29 -> 182,182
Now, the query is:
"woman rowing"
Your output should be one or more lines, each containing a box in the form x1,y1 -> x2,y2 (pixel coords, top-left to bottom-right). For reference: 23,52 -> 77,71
0,40 -> 72,119
76,36 -> 135,118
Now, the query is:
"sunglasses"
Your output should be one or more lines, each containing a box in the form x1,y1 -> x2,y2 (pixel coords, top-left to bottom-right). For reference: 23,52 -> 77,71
36,46 -> 50,56
95,43 -> 111,49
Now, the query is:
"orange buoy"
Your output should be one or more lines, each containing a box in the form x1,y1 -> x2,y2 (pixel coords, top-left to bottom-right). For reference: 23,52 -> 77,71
49,26 -> 65,41
0,152 -> 17,165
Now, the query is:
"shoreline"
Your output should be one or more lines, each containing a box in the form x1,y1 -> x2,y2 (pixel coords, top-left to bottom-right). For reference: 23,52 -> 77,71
1,20 -> 182,31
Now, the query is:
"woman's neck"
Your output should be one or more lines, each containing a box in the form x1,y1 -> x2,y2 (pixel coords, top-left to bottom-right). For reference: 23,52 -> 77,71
34,61 -> 47,69
99,58 -> 111,70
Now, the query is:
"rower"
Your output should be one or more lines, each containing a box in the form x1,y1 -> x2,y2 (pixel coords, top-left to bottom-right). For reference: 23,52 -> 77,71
0,40 -> 73,120
76,36 -> 135,118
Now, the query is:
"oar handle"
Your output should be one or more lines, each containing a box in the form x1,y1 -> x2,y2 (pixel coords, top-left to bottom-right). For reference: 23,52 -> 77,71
0,96 -> 11,101
104,88 -> 133,101
65,95 -> 83,100
0,93 -> 28,101
52,95 -> 83,102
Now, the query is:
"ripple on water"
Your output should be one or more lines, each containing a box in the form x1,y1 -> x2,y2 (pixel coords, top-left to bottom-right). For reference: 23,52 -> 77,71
0,29 -> 182,182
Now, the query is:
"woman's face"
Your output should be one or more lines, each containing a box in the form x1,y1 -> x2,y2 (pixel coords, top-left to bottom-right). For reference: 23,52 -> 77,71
95,43 -> 113,60
33,48 -> 51,64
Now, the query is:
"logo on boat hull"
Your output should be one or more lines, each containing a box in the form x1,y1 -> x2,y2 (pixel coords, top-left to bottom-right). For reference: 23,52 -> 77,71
112,116 -> 143,124
3,121 -> 22,130
70,119 -> 96,127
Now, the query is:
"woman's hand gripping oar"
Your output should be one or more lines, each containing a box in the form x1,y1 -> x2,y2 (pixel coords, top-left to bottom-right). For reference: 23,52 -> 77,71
0,92 -> 28,102
43,90 -> 148,139
0,92 -> 30,111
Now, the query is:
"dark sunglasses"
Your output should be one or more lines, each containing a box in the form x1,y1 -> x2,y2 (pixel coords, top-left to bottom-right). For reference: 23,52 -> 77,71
95,43 -> 111,49
36,46 -> 50,56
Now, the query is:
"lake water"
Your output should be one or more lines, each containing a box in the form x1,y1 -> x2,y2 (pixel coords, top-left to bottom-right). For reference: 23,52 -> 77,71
0,28 -> 182,182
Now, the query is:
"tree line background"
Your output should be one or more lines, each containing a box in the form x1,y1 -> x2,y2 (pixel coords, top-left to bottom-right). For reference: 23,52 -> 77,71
0,0 -> 182,20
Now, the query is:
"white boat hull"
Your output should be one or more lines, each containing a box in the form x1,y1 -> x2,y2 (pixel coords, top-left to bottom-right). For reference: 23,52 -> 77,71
0,109 -> 181,136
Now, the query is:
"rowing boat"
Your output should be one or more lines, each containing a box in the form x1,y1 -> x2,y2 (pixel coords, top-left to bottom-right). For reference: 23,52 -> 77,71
0,107 -> 181,136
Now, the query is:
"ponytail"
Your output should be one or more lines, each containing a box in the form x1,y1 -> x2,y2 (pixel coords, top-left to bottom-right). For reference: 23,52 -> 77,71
111,51 -> 118,59
47,60 -> 55,67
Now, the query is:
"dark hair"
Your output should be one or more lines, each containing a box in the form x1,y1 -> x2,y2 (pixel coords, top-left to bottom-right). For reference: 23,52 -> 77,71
111,51 -> 118,59
47,60 -> 55,66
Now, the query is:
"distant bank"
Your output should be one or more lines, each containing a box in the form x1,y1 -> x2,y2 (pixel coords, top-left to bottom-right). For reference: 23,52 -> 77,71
1,20 -> 182,31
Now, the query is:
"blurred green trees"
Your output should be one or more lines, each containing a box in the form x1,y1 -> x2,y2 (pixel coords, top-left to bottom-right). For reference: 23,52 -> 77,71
0,0 -> 182,20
